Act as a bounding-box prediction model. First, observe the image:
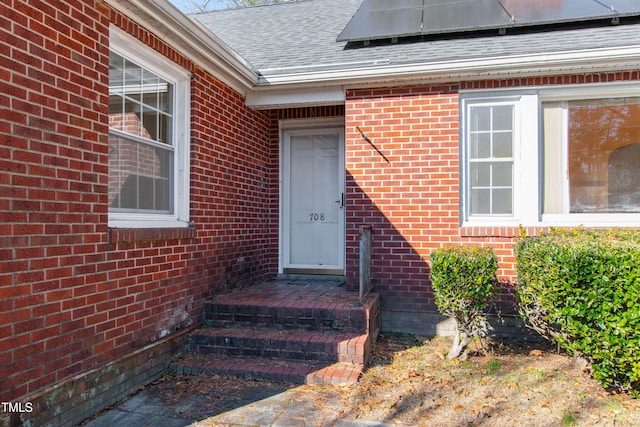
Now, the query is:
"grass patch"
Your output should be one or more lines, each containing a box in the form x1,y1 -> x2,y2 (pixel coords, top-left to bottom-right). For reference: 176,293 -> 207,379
484,359 -> 503,375
562,412 -> 576,425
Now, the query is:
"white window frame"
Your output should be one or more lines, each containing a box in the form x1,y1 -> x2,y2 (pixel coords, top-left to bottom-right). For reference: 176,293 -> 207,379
461,93 -> 539,227
461,82 -> 640,228
108,26 -> 191,228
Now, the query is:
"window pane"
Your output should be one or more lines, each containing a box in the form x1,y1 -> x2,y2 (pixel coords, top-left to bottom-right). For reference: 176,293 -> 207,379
158,113 -> 171,145
159,84 -> 172,113
156,148 -> 173,212
493,105 -> 513,130
493,189 -> 513,214
567,98 -> 640,213
142,105 -> 159,142
141,68 -> 158,99
471,133 -> 490,159
493,132 -> 513,158
470,107 -> 490,132
108,135 -> 122,208
109,55 -> 173,146
108,94 -> 124,130
470,163 -> 490,187
109,53 -> 124,95
109,136 -> 139,210
124,60 -> 142,103
142,90 -> 159,110
108,134 -> 173,213
471,189 -> 490,215
122,98 -> 142,138
493,162 -> 513,187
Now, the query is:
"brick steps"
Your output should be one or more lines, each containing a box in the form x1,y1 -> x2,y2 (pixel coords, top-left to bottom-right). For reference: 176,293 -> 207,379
169,354 -> 363,385
187,326 -> 371,364
170,281 -> 380,385
204,295 -> 371,332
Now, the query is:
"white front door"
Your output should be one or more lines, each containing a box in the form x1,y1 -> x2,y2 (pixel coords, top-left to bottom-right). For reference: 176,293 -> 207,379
282,127 -> 345,275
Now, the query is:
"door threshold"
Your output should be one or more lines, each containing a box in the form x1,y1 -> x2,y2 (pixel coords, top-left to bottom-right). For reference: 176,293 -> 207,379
277,273 -> 345,285
282,268 -> 344,276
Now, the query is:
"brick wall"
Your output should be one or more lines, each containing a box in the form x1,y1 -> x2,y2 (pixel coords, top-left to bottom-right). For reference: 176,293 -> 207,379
344,73 -> 640,332
1,0 -> 112,404
7,331 -> 189,427
345,85 -> 460,321
0,1 -> 277,423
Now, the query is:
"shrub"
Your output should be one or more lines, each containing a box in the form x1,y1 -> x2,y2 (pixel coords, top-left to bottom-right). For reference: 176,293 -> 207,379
515,228 -> 640,395
430,246 -> 498,359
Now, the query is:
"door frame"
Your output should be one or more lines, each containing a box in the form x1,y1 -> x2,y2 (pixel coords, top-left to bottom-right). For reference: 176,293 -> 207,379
279,118 -> 346,275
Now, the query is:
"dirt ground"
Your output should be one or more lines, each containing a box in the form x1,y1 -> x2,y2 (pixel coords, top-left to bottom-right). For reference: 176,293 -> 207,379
135,334 -> 640,426
338,334 -> 640,426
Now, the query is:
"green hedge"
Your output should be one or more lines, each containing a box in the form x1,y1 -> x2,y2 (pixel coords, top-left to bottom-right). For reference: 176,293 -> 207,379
515,229 -> 640,395
430,246 -> 498,358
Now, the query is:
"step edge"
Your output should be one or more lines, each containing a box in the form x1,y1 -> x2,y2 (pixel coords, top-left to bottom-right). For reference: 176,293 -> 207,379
168,356 -> 363,385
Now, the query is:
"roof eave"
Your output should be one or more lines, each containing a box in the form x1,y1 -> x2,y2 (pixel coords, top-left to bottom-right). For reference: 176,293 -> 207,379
105,0 -> 259,95
254,45 -> 640,93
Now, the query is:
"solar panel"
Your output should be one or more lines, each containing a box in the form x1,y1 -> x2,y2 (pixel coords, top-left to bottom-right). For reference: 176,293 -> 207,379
365,7 -> 423,39
337,0 -> 640,43
337,0 -> 423,42
503,0 -> 615,26
422,0 -> 512,35
604,0 -> 640,14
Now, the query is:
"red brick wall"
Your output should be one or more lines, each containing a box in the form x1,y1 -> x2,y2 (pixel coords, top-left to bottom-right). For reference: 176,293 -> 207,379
0,0 -> 277,409
345,72 -> 640,317
345,85 -> 460,314
0,0 -> 112,402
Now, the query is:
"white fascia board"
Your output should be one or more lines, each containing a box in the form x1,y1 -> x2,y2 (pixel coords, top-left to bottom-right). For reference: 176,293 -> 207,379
256,45 -> 640,89
105,0 -> 258,94
246,86 -> 346,109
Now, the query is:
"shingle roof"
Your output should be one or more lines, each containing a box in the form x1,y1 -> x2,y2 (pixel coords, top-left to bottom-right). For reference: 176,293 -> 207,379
194,0 -> 362,73
193,0 -> 640,79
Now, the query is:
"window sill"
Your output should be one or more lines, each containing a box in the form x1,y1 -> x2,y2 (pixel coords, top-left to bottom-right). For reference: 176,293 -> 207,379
460,219 -> 640,238
108,226 -> 196,244
541,214 -> 640,227
460,225 -> 549,238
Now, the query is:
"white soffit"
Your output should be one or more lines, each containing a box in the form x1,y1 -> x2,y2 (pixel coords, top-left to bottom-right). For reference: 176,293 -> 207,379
246,87 -> 346,109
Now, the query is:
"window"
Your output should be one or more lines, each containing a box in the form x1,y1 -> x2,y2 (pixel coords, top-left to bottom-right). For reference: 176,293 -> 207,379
462,85 -> 640,226
108,28 -> 190,228
468,103 -> 514,216
543,98 -> 640,215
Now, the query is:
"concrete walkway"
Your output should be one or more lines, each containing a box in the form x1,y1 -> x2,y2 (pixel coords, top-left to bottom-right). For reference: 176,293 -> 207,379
82,378 -> 396,427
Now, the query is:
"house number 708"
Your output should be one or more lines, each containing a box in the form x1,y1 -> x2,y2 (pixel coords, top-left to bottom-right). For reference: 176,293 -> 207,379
309,213 -> 325,221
